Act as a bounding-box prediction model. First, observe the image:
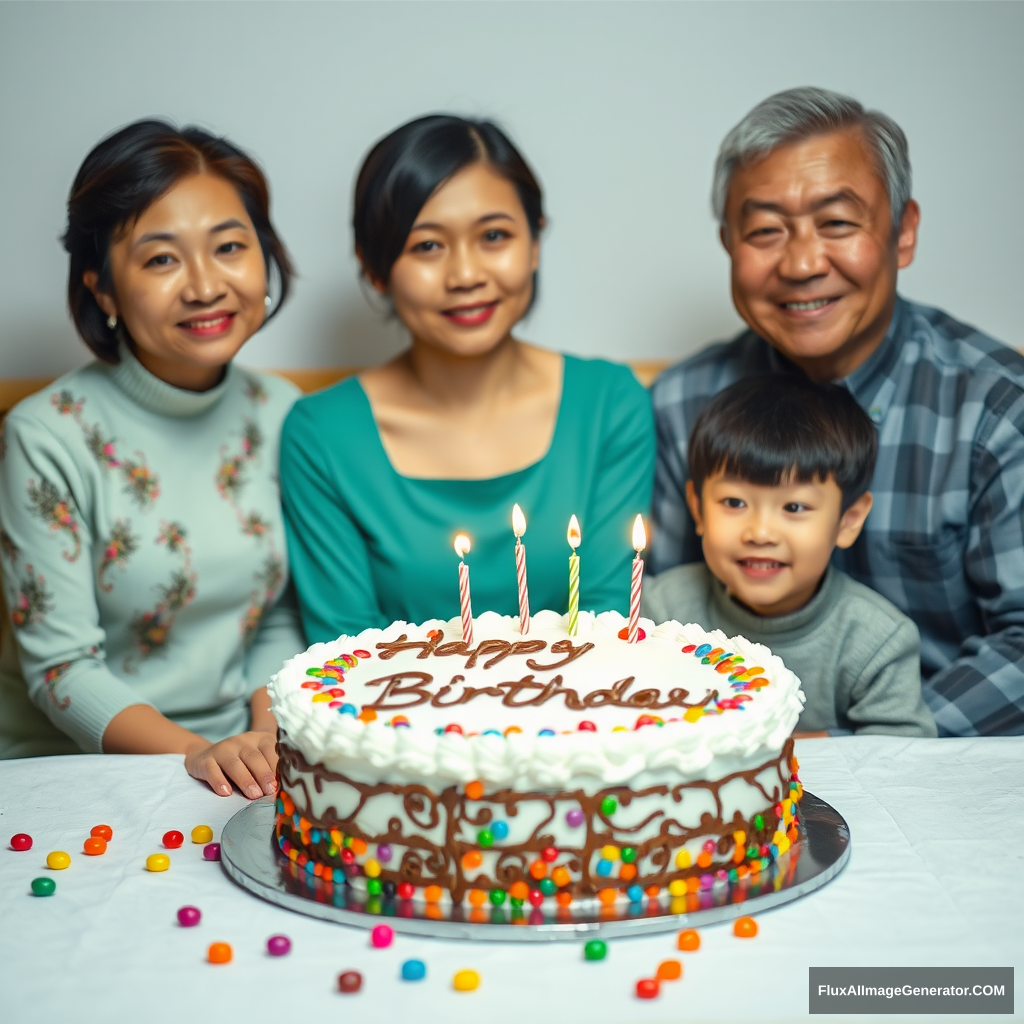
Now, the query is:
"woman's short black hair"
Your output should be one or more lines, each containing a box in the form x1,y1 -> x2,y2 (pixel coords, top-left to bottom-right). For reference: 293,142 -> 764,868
63,119 -> 294,363
688,373 -> 878,511
353,114 -> 544,307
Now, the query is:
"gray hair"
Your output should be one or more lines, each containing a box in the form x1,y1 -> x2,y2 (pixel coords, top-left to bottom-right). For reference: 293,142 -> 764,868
712,87 -> 912,230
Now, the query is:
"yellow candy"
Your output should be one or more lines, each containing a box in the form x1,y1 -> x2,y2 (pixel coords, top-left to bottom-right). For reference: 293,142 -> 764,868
611,725 -> 628,732
311,693 -> 332,703
453,969 -> 480,992
668,879 -> 687,897
191,825 -> 213,844
683,707 -> 704,723
46,851 -> 71,870
363,858 -> 381,878
146,853 -> 170,872
600,845 -> 620,862
675,849 -> 692,869
776,836 -> 791,856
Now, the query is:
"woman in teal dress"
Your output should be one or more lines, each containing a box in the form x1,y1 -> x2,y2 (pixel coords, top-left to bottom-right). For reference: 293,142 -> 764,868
281,116 -> 654,641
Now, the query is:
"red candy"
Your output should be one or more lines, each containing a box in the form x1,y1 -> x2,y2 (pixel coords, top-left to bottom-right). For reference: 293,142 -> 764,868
90,825 -> 113,841
444,723 -> 463,734
541,846 -> 558,863
528,888 -> 544,908
636,978 -> 660,999
577,721 -> 597,731
338,970 -> 363,993
397,882 -> 415,899
163,830 -> 184,849
10,834 -> 32,852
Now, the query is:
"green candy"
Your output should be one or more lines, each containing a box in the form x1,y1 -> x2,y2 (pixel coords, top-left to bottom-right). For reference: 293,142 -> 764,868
746,844 -> 758,859
584,939 -> 607,961
753,813 -> 764,830
538,877 -> 557,896
510,896 -> 525,908
31,877 -> 55,897
620,847 -> 636,864
488,888 -> 506,906
366,878 -> 383,896
477,830 -> 494,848
600,796 -> 617,816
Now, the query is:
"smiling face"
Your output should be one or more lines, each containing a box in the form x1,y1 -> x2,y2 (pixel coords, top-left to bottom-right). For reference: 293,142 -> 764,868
85,173 -> 268,391
722,129 -> 920,382
376,162 -> 540,357
686,470 -> 872,617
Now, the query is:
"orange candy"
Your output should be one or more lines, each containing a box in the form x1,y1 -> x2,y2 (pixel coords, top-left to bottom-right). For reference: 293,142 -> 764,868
465,780 -> 484,800
504,726 -> 522,736
696,851 -> 712,869
207,942 -> 232,964
462,851 -> 483,871
350,838 -> 367,855
424,885 -> 442,903
357,708 -> 377,723
90,825 -> 113,842
509,880 -> 529,901
598,888 -> 617,905
468,889 -> 487,908
657,959 -> 682,981
645,885 -> 661,898
618,863 -> 637,882
551,866 -> 571,888
686,877 -> 701,894
677,928 -> 701,951
528,860 -> 547,880
555,891 -> 572,907
733,915 -> 758,938
280,793 -> 295,816
83,836 -> 106,856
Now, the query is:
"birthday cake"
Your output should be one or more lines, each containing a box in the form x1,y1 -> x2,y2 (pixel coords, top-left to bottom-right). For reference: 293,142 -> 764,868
269,610 -> 805,909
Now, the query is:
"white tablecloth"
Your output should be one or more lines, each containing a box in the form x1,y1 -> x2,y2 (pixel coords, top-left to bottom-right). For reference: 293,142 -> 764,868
1,737 -> 1021,1024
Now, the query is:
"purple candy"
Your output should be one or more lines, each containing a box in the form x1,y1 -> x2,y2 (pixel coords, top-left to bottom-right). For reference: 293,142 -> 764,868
203,842 -> 221,861
177,906 -> 201,927
267,934 -> 292,956
377,843 -> 393,863
565,808 -> 584,828
699,873 -> 714,890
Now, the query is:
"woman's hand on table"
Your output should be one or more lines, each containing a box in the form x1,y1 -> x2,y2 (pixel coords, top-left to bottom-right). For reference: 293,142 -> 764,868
183,730 -> 279,799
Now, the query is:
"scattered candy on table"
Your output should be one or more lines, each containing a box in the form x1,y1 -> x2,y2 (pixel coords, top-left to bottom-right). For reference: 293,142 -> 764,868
191,825 -> 213,844
401,959 -> 426,981
207,942 -> 232,964
83,837 -> 106,856
453,969 -> 480,992
266,935 -> 291,956
583,939 -> 607,961
162,830 -> 184,849
146,854 -> 170,872
10,833 -> 33,851
46,851 -> 70,870
733,915 -> 758,938
677,928 -> 700,951
177,906 -> 201,927
338,970 -> 362,993
370,924 -> 393,948
203,843 -> 221,862
90,824 -> 113,841
31,877 -> 55,897
636,978 -> 660,999
657,959 -> 682,981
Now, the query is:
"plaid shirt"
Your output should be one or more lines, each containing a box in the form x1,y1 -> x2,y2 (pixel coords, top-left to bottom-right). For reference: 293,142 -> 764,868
651,296 -> 1024,737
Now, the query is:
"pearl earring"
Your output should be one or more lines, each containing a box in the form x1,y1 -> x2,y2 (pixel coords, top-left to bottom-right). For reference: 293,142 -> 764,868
265,295 -> 272,307
106,314 -> 117,329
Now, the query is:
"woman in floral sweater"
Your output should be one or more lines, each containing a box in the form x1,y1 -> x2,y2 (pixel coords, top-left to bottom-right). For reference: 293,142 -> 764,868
0,120 -> 302,800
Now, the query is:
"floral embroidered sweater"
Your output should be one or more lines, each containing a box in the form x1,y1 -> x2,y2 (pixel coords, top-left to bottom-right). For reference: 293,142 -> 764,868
0,345 -> 303,758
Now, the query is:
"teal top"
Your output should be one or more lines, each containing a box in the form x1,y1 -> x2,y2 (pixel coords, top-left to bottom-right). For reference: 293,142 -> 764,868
280,355 -> 655,642
0,346 -> 303,758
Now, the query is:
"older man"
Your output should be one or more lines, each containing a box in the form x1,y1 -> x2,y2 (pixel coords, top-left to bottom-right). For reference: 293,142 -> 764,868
651,87 -> 1024,736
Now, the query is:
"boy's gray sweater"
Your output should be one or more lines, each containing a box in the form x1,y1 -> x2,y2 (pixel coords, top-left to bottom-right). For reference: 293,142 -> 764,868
642,563 -> 936,736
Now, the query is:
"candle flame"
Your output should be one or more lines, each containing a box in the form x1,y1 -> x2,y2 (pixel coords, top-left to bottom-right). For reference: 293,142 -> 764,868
631,514 -> 647,553
512,503 -> 527,539
454,533 -> 471,559
567,514 -> 581,550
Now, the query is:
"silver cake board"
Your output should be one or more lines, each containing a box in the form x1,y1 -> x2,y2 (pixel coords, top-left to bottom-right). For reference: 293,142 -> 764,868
220,791 -> 849,942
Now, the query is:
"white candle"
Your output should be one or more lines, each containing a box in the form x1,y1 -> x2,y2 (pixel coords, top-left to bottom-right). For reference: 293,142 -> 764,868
454,533 -> 474,646
511,503 -> 530,635
628,514 -> 646,643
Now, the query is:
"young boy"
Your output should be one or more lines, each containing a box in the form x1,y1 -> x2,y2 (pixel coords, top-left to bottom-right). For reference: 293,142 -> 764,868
643,374 -> 936,737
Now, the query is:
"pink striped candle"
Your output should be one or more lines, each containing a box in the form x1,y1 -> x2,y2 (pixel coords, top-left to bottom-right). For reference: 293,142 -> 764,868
511,503 -> 530,635
454,533 -> 474,646
628,514 -> 646,643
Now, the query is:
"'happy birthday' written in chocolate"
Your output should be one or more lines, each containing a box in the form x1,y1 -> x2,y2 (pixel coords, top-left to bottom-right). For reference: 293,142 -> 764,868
362,672 -> 717,711
375,632 -> 594,671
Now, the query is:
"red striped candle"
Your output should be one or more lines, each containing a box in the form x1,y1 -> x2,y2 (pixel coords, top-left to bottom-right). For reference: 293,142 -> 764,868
628,514 -> 646,643
454,533 -> 474,646
512,503 -> 530,635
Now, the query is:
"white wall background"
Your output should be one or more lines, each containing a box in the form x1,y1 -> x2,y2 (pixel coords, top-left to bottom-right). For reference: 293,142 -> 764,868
1,1 -> 1022,378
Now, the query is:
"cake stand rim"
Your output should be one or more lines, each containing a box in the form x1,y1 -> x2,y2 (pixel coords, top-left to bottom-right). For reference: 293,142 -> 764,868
219,790 -> 849,942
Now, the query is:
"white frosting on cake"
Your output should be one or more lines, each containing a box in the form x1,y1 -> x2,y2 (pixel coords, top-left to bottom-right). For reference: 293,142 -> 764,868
271,610 -> 805,792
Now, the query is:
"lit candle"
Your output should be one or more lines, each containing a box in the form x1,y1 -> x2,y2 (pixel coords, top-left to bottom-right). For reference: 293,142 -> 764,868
454,533 -> 474,646
567,515 -> 581,636
628,514 -> 646,643
511,503 -> 530,635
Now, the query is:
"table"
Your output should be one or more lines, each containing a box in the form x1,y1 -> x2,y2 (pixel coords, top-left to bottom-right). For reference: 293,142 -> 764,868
1,737 -> 1021,1023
